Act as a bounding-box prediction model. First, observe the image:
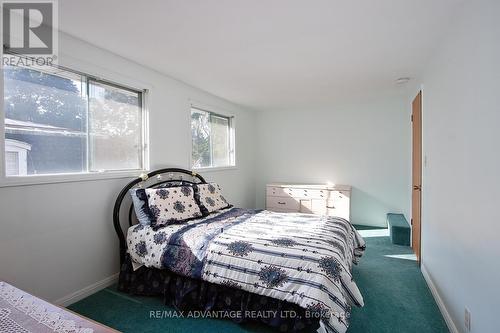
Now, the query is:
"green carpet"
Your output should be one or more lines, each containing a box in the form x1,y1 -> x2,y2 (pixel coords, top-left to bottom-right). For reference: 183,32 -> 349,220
68,227 -> 448,333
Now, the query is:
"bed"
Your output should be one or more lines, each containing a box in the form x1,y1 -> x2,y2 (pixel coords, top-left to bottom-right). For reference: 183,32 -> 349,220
113,168 -> 365,333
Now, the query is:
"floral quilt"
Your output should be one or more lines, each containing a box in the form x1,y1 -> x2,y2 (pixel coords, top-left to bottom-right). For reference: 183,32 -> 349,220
127,208 -> 365,333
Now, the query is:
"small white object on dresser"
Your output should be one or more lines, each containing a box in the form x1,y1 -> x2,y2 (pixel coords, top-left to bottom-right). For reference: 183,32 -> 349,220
266,183 -> 351,221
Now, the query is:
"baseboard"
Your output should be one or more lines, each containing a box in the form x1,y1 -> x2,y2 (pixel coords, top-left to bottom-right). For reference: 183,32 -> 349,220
421,264 -> 460,333
54,272 -> 119,307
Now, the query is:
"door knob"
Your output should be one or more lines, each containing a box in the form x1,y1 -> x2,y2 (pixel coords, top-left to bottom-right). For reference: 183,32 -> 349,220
413,185 -> 421,191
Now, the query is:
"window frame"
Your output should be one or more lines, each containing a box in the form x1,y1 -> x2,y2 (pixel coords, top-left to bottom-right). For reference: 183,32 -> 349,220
189,103 -> 236,172
0,53 -> 150,188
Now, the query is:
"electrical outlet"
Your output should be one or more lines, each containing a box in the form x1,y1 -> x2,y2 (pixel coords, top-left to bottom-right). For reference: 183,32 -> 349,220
465,308 -> 471,332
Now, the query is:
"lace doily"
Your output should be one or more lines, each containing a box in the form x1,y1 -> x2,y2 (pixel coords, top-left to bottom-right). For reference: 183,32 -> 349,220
0,282 -> 94,333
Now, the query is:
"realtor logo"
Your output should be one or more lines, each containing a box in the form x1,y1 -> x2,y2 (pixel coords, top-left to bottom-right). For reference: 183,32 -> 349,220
1,0 -> 58,64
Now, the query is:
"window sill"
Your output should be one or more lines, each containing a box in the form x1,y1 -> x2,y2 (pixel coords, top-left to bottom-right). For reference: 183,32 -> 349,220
0,170 -> 147,188
192,166 -> 237,173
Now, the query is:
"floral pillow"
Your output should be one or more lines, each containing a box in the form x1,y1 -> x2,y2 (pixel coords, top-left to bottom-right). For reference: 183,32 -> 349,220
129,182 -> 188,226
146,186 -> 202,228
195,183 -> 232,214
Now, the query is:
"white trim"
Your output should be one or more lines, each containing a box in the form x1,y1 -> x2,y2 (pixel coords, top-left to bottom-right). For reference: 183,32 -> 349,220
189,99 -> 235,118
5,139 -> 31,176
0,44 -> 5,183
142,87 -> 151,172
54,273 -> 119,307
0,169 -> 145,188
5,138 -> 31,151
193,166 -> 238,173
421,263 -> 459,333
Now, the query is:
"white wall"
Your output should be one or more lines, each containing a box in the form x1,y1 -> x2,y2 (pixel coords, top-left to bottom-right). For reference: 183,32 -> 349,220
419,1 -> 500,332
0,33 -> 257,303
255,92 -> 411,227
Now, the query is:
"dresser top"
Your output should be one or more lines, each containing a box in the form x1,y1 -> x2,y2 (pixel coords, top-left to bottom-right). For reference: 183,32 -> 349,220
267,183 -> 351,191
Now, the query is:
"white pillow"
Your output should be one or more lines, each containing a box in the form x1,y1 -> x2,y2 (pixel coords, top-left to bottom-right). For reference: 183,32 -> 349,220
129,188 -> 153,226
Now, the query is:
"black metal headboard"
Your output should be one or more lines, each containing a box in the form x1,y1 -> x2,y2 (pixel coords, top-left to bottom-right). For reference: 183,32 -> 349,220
113,168 -> 207,265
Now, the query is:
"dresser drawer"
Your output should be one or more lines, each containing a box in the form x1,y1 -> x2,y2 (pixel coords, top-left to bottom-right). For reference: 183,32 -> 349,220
304,199 -> 349,220
326,196 -> 350,220
266,184 -> 351,220
328,190 -> 349,200
289,188 -> 328,199
266,196 -> 300,211
267,186 -> 330,199
267,186 -> 293,198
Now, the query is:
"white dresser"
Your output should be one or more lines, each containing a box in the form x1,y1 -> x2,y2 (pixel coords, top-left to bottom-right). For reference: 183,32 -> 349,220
266,183 -> 351,221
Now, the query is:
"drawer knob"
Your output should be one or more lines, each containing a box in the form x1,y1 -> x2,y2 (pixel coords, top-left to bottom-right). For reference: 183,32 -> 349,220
326,205 -> 335,209
278,201 -> 286,205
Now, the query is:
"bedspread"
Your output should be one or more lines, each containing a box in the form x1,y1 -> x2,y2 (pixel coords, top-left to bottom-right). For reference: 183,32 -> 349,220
127,208 -> 365,333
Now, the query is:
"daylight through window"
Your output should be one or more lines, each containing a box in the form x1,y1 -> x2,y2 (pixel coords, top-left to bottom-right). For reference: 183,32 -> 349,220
191,107 -> 234,169
3,56 -> 146,177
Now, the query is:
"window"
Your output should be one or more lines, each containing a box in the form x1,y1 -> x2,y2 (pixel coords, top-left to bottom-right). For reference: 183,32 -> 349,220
191,107 -> 234,169
3,55 -> 147,179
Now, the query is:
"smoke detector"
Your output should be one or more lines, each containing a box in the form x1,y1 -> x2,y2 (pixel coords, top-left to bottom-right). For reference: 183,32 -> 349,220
395,77 -> 411,85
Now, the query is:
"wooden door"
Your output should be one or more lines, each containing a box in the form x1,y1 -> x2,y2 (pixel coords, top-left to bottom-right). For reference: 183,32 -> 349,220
412,91 -> 422,263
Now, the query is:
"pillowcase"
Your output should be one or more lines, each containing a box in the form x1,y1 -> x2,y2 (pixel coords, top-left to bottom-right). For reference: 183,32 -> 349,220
146,185 -> 202,228
129,188 -> 153,226
195,183 -> 231,214
129,182 -> 187,226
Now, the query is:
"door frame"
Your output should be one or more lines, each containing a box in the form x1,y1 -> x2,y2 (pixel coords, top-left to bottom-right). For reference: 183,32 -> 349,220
411,90 -> 423,264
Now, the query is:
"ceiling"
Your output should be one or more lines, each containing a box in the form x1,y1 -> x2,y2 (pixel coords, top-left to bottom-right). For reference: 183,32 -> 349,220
58,0 -> 462,110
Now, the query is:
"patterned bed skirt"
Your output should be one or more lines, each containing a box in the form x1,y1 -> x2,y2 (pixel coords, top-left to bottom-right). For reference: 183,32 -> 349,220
118,254 -> 321,332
